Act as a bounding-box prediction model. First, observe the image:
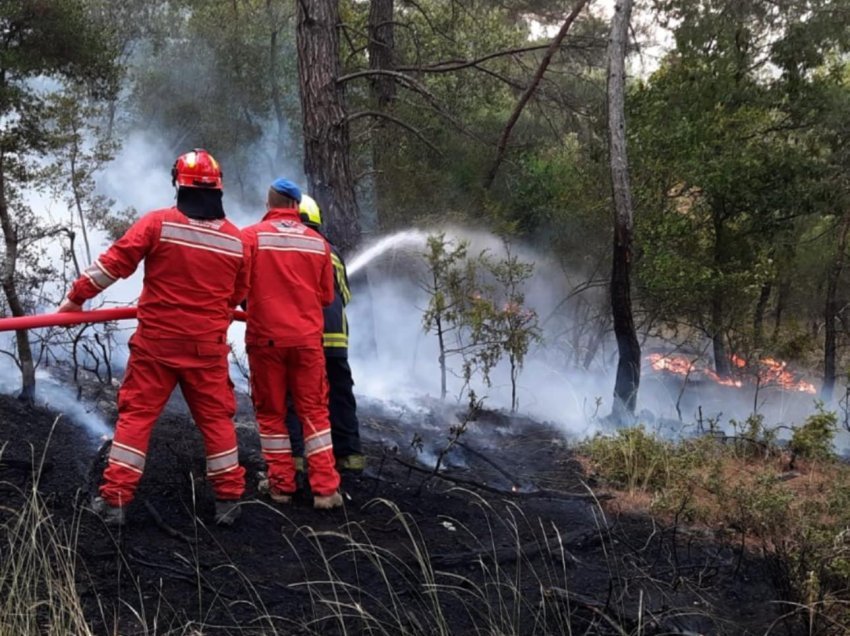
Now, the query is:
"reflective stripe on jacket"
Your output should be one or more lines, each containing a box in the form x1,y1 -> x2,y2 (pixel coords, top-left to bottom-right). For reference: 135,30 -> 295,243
322,245 -> 351,357
67,208 -> 248,341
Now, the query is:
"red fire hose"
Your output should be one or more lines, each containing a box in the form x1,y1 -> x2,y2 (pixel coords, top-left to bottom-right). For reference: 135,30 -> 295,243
0,307 -> 248,332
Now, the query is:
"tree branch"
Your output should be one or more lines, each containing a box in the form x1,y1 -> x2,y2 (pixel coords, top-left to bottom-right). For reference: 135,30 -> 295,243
393,455 -> 611,501
340,70 -> 493,146
345,110 -> 442,155
396,40 -> 596,73
399,0 -> 457,44
483,0 -> 590,189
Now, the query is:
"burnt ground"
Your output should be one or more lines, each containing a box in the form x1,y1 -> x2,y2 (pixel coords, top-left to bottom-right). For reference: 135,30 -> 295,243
0,388 -> 804,635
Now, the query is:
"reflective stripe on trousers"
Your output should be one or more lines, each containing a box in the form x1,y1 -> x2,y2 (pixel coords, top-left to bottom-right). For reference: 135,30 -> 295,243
207,446 -> 239,477
260,433 -> 292,454
304,430 -> 333,456
322,332 -> 348,348
108,440 -> 146,474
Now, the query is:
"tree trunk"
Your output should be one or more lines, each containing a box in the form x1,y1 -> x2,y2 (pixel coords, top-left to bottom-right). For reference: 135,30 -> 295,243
296,0 -> 361,254
822,211 -> 850,401
772,273 -> 791,343
267,0 -> 288,173
0,151 -> 36,401
753,281 -> 771,349
368,0 -> 395,229
711,209 -> 731,377
69,133 -> 91,268
606,0 -> 639,420
770,239 -> 796,344
368,0 -> 395,110
711,297 -> 730,377
509,353 -> 518,412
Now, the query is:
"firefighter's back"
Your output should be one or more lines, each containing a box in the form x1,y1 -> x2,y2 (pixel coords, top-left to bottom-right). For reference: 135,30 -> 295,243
243,214 -> 332,347
138,208 -> 246,342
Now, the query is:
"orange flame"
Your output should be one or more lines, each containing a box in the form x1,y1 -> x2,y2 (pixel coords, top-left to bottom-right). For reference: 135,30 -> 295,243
647,353 -> 815,394
758,357 -> 817,394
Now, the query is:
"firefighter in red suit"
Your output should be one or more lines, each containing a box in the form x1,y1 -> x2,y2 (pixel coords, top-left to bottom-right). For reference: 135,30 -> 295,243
241,179 -> 342,509
58,149 -> 248,527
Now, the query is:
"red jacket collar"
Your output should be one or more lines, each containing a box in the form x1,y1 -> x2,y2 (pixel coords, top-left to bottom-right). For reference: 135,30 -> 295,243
262,207 -> 301,222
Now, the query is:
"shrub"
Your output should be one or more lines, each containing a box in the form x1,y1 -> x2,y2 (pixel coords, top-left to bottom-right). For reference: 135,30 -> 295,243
789,406 -> 837,463
581,425 -> 674,494
729,413 -> 778,459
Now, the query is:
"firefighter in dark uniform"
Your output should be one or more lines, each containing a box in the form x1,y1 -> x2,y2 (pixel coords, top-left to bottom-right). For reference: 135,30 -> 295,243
285,194 -> 364,473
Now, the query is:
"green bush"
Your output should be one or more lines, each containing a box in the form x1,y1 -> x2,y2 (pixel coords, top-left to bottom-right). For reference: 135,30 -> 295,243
725,470 -> 794,536
582,425 -> 674,494
729,413 -> 778,459
789,406 -> 837,462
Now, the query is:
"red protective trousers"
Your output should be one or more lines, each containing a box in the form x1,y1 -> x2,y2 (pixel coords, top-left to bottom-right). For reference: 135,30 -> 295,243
249,343 -> 340,496
100,334 -> 246,507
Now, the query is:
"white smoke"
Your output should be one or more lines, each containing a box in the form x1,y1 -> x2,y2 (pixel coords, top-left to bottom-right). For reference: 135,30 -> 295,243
0,351 -> 111,440
345,226 -> 834,445
346,227 -> 615,437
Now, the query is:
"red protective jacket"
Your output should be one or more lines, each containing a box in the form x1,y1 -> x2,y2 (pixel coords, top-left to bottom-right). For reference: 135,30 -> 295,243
67,208 -> 248,341
241,207 -> 334,347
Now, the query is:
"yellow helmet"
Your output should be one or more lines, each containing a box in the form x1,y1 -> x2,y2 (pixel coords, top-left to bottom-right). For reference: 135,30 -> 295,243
299,194 -> 322,228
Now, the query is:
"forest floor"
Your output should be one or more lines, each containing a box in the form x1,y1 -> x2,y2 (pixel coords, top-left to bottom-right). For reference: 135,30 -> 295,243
0,385 -> 801,635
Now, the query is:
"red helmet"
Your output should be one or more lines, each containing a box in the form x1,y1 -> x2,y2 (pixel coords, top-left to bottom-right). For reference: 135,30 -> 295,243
171,149 -> 223,189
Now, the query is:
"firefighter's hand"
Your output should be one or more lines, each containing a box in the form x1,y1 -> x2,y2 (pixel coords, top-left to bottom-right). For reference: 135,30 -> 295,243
57,298 -> 82,313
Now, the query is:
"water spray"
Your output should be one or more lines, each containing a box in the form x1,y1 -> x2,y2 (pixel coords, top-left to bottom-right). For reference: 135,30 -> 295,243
347,229 -> 430,277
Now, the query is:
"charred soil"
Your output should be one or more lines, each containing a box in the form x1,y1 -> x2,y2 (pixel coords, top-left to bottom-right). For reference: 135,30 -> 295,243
0,392 -> 801,635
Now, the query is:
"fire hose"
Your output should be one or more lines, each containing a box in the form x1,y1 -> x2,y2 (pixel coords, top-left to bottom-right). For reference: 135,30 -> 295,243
0,307 -> 248,332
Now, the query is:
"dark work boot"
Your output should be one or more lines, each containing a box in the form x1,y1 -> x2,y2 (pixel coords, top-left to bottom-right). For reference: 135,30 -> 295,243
214,500 -> 241,526
90,496 -> 126,527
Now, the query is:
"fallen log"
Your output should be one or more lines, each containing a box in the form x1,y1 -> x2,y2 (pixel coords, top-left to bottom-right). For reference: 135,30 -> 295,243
454,440 -> 523,486
431,527 -> 600,568
126,546 -> 232,598
142,499 -> 196,544
392,456 -> 612,502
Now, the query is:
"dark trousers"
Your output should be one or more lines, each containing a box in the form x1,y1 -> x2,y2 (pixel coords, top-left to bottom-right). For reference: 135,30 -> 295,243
286,356 -> 362,458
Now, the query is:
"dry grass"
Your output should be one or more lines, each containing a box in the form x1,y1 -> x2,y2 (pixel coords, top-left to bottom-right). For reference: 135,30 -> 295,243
0,419 -> 96,636
579,423 -> 850,633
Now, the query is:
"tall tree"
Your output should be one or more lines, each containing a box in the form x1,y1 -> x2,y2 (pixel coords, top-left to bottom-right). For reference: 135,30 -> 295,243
632,0 -> 849,379
336,0 -> 605,231
267,0 -> 296,174
607,0 -> 639,418
0,0 -> 117,400
366,0 -> 395,229
126,0 -> 301,206
817,67 -> 850,401
822,211 -> 850,401
297,0 -> 361,253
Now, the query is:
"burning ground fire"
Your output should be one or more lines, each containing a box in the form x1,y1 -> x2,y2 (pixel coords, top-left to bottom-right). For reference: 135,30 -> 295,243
647,353 -> 817,394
